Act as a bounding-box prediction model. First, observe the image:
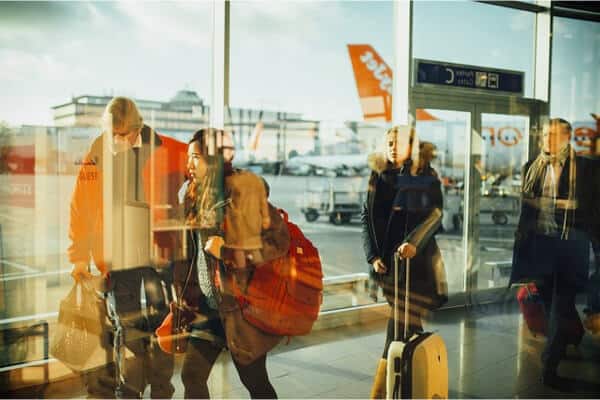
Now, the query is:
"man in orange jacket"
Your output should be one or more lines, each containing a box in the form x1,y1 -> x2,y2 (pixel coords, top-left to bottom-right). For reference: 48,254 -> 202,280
69,97 -> 188,277
68,96 -> 187,397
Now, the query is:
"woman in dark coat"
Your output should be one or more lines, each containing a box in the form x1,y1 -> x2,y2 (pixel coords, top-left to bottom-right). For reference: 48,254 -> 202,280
362,127 -> 447,399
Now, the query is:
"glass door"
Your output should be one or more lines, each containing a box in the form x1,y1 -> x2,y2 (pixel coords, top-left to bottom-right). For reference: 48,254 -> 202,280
413,90 -> 542,307
468,111 -> 532,303
415,109 -> 471,299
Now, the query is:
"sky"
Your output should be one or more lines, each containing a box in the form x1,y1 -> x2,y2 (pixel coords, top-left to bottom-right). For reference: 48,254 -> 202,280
551,16 -> 600,122
0,1 -> 598,127
0,1 -> 214,125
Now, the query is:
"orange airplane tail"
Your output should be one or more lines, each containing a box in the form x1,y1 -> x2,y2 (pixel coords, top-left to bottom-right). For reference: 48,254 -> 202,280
249,121 -> 264,152
347,44 -> 392,122
347,44 -> 437,122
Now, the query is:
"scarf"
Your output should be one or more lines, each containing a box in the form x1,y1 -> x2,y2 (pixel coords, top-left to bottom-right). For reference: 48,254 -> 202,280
523,144 -> 577,239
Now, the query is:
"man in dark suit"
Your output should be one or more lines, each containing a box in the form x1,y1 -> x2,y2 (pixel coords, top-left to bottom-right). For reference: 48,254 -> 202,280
511,118 -> 600,390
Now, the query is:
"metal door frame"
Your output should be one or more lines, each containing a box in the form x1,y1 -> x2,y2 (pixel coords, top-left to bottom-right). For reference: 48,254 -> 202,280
411,87 -> 547,306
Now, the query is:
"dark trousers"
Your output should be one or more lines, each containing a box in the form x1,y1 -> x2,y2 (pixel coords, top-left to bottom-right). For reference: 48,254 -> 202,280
539,273 -> 580,372
122,338 -> 175,398
85,338 -> 174,398
85,268 -> 175,398
181,336 -> 277,399
533,234 -> 589,373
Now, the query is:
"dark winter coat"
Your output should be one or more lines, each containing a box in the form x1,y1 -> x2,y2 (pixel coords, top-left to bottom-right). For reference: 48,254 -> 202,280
361,153 -> 447,311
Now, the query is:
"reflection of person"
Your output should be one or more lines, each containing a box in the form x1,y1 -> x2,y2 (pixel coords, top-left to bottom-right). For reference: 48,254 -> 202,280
67,97 -> 186,397
179,128 -> 277,399
69,96 -> 188,278
217,130 -> 272,269
223,168 -> 271,269
222,130 -> 235,163
361,126 -> 445,399
511,118 -> 600,390
417,141 -> 438,176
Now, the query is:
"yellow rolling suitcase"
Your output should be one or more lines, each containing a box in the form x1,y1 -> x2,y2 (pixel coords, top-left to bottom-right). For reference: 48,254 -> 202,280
386,254 -> 448,399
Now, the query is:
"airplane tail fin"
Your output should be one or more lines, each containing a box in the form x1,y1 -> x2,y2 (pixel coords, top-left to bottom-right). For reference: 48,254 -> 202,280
248,110 -> 264,152
347,44 -> 392,122
347,44 -> 438,122
249,121 -> 264,152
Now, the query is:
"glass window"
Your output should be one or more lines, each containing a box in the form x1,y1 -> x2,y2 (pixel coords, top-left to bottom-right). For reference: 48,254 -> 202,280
230,0 -> 393,311
0,0 -> 212,376
551,16 -> 600,156
412,1 -> 536,98
473,113 -> 530,291
416,109 -> 471,295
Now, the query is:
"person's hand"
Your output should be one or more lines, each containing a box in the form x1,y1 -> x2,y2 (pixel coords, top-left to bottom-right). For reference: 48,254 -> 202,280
398,243 -> 417,259
372,257 -> 387,274
71,262 -> 92,282
205,236 -> 224,259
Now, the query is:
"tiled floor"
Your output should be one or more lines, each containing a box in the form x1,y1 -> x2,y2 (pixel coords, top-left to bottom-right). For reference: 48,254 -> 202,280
7,302 -> 600,398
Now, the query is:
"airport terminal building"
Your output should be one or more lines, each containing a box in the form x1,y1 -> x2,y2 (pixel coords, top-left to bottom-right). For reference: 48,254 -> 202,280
1,1 -> 599,398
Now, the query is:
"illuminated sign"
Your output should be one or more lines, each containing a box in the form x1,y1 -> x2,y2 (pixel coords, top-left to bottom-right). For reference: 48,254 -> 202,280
415,60 -> 524,96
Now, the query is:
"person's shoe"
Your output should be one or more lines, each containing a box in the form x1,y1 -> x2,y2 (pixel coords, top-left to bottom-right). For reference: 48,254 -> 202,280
541,369 -> 574,392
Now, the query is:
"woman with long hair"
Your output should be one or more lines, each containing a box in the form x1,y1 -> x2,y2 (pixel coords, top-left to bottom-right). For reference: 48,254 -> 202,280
178,128 -> 277,399
362,126 -> 446,399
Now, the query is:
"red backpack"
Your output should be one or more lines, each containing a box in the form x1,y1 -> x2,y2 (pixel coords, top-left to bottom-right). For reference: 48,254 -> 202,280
238,209 -> 323,336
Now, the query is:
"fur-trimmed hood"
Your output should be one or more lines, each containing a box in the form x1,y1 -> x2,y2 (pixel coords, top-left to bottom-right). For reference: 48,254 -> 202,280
368,152 -> 430,177
367,152 -> 390,174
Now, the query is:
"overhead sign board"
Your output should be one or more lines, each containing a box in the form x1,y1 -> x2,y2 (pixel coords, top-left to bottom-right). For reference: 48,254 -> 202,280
414,59 -> 524,96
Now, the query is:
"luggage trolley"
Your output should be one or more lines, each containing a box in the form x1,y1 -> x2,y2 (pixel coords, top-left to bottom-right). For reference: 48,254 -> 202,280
300,178 -> 366,225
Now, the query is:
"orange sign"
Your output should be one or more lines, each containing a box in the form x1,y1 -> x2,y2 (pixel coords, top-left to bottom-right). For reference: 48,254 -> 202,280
574,125 -> 599,155
482,127 -> 524,147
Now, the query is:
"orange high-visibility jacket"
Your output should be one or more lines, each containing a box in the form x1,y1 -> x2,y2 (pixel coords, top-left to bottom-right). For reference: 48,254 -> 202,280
67,126 -> 188,273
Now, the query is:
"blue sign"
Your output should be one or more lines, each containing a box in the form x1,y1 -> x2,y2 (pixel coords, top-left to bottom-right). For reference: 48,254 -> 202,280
415,60 -> 524,95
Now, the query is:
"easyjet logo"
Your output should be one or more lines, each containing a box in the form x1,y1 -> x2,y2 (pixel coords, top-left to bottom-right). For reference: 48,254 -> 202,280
360,51 -> 393,95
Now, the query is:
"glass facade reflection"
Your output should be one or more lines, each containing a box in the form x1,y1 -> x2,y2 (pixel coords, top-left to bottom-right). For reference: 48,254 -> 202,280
0,1 -> 599,398
230,0 -> 393,311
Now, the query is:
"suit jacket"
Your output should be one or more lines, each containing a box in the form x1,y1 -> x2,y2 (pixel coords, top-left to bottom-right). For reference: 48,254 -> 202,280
510,155 -> 600,286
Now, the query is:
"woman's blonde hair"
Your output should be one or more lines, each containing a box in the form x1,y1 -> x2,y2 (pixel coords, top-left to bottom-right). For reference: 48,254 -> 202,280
385,125 -> 420,166
102,97 -> 143,132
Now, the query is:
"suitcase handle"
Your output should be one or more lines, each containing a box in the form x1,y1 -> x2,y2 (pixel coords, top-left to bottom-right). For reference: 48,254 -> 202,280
393,252 -> 410,342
